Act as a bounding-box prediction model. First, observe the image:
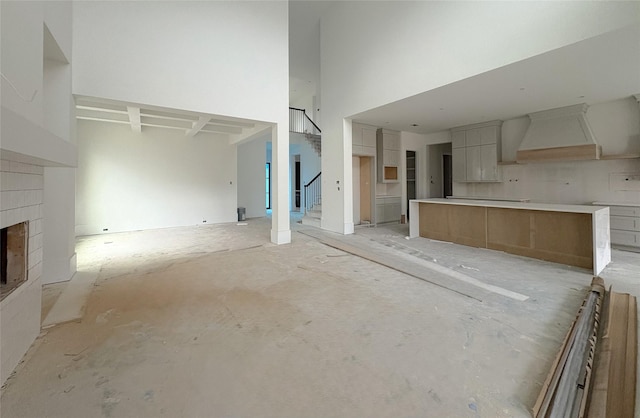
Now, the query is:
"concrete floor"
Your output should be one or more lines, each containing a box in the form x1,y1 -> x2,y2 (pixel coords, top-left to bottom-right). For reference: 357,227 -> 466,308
1,217 -> 638,417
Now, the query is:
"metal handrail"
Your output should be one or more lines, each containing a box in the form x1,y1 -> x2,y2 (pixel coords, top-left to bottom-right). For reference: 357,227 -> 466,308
289,107 -> 321,135
303,171 -> 321,212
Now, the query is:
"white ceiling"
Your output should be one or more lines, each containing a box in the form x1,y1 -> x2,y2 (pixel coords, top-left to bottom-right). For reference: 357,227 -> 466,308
75,96 -> 271,143
350,24 -> 640,134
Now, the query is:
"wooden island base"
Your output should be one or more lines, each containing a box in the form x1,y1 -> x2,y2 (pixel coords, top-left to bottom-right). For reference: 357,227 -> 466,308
409,199 -> 611,275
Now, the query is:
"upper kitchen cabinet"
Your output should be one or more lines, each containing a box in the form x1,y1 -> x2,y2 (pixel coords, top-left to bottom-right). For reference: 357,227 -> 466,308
451,121 -> 502,182
352,123 -> 377,157
376,129 -> 400,183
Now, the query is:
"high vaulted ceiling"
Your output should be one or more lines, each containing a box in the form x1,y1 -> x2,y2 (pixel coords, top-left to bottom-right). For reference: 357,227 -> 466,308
75,96 -> 271,143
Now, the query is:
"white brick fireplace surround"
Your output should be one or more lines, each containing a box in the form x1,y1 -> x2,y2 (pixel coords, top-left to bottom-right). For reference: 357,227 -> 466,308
1,159 -> 45,383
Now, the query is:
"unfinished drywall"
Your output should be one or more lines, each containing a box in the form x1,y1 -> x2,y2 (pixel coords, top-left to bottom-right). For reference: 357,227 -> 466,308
455,98 -> 640,203
76,121 -> 238,235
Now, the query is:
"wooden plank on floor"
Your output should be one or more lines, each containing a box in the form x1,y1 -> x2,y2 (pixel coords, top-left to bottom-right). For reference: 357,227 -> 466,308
42,271 -> 98,327
298,228 -> 529,302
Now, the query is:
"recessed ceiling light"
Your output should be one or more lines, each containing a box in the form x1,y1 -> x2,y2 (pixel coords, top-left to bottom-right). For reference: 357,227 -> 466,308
520,87 -> 525,91
578,95 -> 585,98
385,121 -> 390,124
439,108 -> 444,111
411,124 -> 419,127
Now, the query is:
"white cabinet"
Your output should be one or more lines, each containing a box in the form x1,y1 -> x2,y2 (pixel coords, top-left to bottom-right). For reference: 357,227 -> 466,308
480,143 -> 498,181
377,129 -> 400,183
451,121 -> 502,183
352,123 -> 377,156
451,131 -> 466,149
597,204 -> 640,249
375,196 -> 401,223
452,148 -> 466,182
466,145 -> 482,181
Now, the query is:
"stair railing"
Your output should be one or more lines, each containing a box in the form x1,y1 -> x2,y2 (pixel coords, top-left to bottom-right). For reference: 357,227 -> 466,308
304,171 -> 321,213
289,107 -> 321,135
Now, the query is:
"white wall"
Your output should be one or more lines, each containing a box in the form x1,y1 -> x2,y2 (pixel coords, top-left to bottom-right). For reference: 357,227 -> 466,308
0,161 -> 45,386
73,1 -> 288,124
238,135 -> 269,219
352,156 -> 360,225
319,1 -> 639,233
399,131 -> 451,216
73,0 -> 290,244
76,121 -> 238,235
455,98 -> 640,204
1,0 -> 75,386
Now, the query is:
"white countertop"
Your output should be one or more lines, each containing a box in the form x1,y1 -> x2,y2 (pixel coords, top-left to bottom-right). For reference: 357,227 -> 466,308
447,196 -> 530,202
411,198 -> 608,214
593,201 -> 640,207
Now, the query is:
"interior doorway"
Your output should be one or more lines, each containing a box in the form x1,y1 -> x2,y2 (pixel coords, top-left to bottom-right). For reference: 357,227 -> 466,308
443,154 -> 452,197
359,156 -> 373,224
352,155 -> 374,225
292,155 -> 301,211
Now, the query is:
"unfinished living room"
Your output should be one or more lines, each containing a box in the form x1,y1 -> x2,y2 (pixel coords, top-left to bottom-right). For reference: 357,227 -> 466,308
1,1 -> 640,417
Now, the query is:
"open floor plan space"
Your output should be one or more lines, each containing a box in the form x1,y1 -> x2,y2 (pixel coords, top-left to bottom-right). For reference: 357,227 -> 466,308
1,219 -> 638,417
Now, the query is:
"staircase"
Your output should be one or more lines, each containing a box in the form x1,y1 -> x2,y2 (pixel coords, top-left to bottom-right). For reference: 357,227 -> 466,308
301,171 -> 321,227
290,107 -> 321,156
289,107 -> 323,227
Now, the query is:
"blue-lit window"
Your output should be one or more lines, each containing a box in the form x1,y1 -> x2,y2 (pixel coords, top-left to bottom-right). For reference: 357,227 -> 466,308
266,163 -> 271,209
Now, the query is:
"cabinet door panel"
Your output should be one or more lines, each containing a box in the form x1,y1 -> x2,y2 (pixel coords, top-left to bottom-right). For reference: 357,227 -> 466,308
384,150 -> 399,166
611,216 -> 640,232
388,203 -> 401,222
466,146 -> 482,181
376,204 -> 385,223
611,230 -> 640,246
452,148 -> 466,182
352,125 -> 363,146
610,206 -> 640,217
480,126 -> 498,145
362,128 -> 377,147
465,128 -> 481,146
481,144 -> 498,181
451,131 -> 466,149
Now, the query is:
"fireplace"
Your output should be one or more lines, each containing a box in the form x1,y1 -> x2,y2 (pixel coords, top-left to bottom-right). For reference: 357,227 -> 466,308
0,221 -> 29,301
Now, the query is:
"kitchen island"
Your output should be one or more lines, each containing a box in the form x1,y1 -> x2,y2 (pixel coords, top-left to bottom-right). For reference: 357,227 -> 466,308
409,199 -> 611,275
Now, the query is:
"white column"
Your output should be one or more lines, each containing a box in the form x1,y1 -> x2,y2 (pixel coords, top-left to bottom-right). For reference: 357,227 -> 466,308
321,117 -> 355,235
342,118 -> 354,234
270,124 -> 291,244
43,166 -> 77,283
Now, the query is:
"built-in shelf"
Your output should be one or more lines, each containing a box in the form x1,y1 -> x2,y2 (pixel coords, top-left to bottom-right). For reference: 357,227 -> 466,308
498,161 -> 518,166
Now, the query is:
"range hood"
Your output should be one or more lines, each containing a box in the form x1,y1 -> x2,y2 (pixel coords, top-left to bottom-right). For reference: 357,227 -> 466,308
517,103 -> 601,162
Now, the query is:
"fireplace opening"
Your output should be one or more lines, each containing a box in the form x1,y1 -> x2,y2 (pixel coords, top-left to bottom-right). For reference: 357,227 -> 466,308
1,221 -> 29,301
